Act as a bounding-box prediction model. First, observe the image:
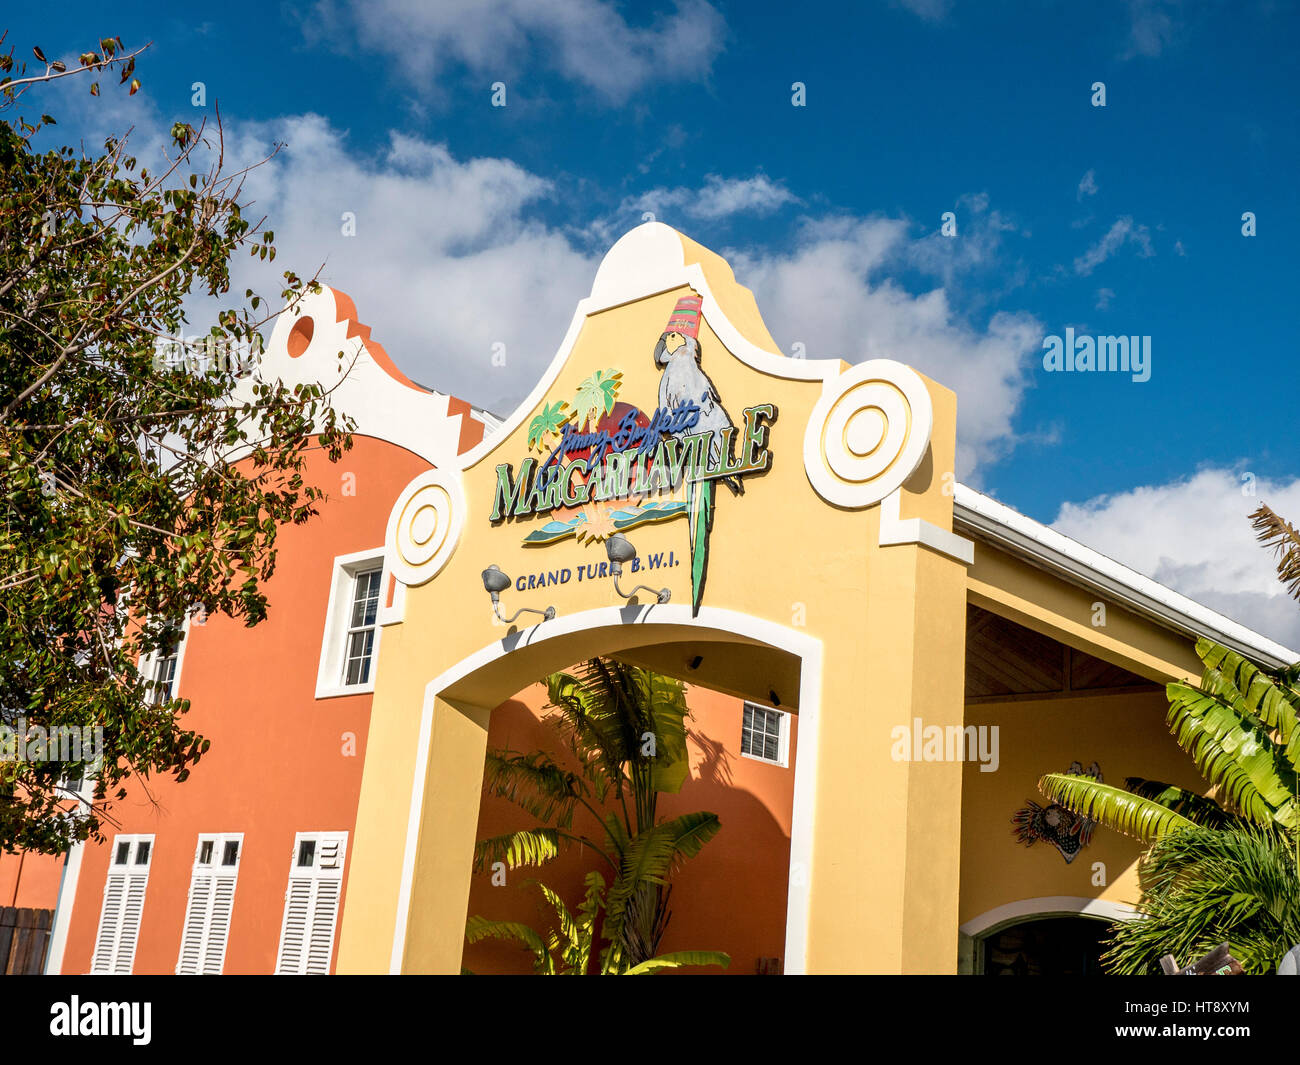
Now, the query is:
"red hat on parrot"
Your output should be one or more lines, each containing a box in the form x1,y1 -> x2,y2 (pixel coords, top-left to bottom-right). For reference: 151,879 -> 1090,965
664,293 -> 702,339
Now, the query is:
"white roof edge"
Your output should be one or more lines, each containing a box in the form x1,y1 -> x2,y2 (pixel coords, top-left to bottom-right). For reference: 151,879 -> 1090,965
953,483 -> 1299,670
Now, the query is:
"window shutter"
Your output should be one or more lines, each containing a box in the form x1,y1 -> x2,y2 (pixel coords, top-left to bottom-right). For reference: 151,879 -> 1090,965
89,836 -> 153,974
176,872 -> 211,974
275,832 -> 347,975
203,873 -> 237,974
176,834 -> 242,975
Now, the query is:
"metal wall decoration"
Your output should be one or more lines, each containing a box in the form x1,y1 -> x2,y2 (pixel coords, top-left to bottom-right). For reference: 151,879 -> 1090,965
1011,760 -> 1103,864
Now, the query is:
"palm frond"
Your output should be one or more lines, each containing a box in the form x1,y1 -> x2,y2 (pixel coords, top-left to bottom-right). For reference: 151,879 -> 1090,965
1104,825 -> 1300,975
624,950 -> 731,974
1038,773 -> 1197,841
482,750 -> 582,827
1196,638 -> 1299,755
1165,683 -> 1299,828
603,812 -> 721,939
464,915 -> 554,974
1250,504 -> 1300,603
473,827 -> 561,872
1122,777 -> 1235,828
531,880 -> 587,974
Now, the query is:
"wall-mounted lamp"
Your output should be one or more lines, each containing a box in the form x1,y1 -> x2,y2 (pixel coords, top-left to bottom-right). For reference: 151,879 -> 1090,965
481,564 -> 556,625
605,534 -> 670,604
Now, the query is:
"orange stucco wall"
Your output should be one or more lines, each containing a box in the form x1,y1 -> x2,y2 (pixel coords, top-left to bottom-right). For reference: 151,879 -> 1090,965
0,850 -> 64,911
463,681 -> 797,975
58,435 -> 431,974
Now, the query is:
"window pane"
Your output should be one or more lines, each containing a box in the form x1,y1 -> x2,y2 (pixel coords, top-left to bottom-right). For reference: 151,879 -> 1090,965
349,570 -> 381,628
135,841 -> 151,864
199,840 -> 214,864
115,841 -> 130,865
741,704 -> 783,763
297,839 -> 316,868
344,629 -> 375,686
222,840 -> 240,866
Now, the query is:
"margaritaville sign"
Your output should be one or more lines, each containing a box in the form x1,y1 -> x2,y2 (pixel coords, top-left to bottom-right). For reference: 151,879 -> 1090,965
489,292 -> 776,612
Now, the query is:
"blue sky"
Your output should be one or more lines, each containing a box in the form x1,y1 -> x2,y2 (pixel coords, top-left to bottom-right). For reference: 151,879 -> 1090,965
8,0 -> 1300,645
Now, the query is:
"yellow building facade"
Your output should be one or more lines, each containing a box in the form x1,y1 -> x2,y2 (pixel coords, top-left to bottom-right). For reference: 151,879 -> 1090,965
332,224 -> 1294,975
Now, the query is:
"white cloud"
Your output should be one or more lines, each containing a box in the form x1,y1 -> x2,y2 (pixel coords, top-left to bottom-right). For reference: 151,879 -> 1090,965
626,174 -> 799,222
1077,169 -> 1098,200
1074,216 -> 1154,275
308,0 -> 726,102
727,213 -> 1043,476
904,191 -> 1022,291
1051,469 -> 1300,653
202,115 -> 600,416
1121,0 -> 1182,59
891,0 -> 953,22
36,87 -> 1043,481
1095,287 -> 1114,310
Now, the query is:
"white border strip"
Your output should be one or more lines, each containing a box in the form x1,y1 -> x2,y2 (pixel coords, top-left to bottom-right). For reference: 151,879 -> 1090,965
388,603 -> 823,975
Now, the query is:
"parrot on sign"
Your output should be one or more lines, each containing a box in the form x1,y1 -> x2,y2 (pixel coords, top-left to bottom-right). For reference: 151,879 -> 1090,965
652,292 -> 742,614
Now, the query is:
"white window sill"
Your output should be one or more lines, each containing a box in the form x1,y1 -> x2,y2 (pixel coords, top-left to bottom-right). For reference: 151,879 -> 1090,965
739,749 -> 788,769
314,680 -> 376,700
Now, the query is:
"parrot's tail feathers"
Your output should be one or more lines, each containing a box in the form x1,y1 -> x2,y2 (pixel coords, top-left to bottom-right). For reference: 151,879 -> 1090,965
687,479 -> 714,615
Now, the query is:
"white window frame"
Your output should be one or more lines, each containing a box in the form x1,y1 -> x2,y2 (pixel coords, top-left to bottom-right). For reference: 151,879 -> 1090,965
274,831 -> 348,975
315,550 -> 387,699
175,832 -> 244,975
740,701 -> 790,768
138,616 -> 190,705
89,833 -> 155,974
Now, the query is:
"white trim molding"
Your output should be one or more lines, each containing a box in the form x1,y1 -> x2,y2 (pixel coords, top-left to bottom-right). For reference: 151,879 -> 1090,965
960,896 -> 1140,938
315,548 -> 387,700
878,488 -> 974,564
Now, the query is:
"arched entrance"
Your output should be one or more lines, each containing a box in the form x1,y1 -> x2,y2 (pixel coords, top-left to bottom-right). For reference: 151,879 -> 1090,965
959,898 -> 1138,975
388,605 -> 822,973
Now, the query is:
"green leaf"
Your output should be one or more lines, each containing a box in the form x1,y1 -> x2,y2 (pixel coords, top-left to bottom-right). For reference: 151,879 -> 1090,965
1038,773 -> 1197,841
624,950 -> 731,974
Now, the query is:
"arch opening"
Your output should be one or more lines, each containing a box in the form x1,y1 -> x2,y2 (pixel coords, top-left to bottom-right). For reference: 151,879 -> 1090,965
392,605 -> 823,974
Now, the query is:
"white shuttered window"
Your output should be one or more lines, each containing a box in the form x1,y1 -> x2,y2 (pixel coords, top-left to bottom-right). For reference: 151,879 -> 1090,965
176,833 -> 243,974
90,834 -> 154,973
274,831 -> 347,975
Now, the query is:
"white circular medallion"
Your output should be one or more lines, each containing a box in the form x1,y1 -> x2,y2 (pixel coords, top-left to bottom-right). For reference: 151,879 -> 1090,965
385,470 -> 465,587
803,359 -> 934,508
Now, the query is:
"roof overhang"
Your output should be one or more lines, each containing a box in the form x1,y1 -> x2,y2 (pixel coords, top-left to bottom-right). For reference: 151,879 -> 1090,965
954,484 -> 1298,670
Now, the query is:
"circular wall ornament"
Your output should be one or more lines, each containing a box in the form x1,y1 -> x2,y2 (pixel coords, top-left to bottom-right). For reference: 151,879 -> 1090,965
803,358 -> 933,508
385,470 -> 465,587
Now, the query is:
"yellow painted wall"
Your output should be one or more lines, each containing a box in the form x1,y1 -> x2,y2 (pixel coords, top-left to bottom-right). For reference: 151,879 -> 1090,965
959,689 -> 1205,927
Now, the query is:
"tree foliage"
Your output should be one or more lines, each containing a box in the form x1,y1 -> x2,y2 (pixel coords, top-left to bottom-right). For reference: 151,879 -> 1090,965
0,36 -> 352,852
